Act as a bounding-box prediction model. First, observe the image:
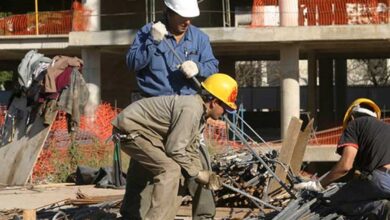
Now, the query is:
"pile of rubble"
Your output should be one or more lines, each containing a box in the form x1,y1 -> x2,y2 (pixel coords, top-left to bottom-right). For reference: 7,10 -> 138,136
212,149 -> 280,208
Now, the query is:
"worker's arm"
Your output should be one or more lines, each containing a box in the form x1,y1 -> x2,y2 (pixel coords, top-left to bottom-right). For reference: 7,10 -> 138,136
320,146 -> 357,187
126,23 -> 168,72
164,106 -> 203,177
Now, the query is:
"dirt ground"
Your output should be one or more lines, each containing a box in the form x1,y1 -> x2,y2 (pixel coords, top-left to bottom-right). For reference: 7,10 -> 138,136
0,183 -> 259,219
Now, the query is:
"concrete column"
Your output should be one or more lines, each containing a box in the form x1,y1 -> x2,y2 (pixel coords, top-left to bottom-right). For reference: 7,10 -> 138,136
82,48 -> 101,101
279,0 -> 299,138
280,45 -> 300,138
307,51 -> 317,123
82,0 -> 101,31
335,59 -> 347,123
280,0 -> 298,26
318,58 -> 334,129
82,0 -> 101,104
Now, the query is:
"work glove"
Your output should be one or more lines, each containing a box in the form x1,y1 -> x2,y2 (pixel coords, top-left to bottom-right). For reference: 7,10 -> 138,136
151,21 -> 168,43
294,180 -> 324,192
180,60 -> 199,78
195,171 -> 222,191
208,172 -> 223,191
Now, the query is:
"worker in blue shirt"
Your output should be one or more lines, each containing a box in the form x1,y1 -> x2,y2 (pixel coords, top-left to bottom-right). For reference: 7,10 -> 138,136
122,0 -> 219,219
126,0 -> 218,97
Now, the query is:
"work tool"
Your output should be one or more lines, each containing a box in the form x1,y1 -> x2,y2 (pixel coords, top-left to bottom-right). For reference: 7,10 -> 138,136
162,38 -> 202,88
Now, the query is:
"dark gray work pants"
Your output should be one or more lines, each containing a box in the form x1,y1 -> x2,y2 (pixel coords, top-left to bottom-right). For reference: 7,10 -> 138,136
329,169 -> 390,219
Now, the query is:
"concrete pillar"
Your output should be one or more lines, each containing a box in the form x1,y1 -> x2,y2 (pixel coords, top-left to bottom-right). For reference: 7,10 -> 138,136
82,48 -> 101,102
279,0 -> 299,138
335,59 -> 347,123
82,0 -> 101,104
318,58 -> 334,129
307,51 -> 317,123
280,45 -> 300,138
280,0 -> 298,26
82,0 -> 101,31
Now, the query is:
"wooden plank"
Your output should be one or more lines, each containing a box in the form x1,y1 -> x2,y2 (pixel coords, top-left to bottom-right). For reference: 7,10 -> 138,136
0,96 -> 56,186
269,117 -> 302,192
23,209 -> 36,220
177,206 -> 261,219
290,118 -> 314,174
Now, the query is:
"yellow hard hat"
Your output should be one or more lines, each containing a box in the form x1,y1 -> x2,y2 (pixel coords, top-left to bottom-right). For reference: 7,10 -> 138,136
342,98 -> 381,128
201,73 -> 238,110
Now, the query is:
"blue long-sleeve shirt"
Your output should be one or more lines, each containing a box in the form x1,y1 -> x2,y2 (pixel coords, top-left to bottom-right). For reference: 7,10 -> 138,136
126,22 -> 219,97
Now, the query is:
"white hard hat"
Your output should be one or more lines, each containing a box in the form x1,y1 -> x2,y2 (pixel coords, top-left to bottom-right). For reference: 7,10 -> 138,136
164,0 -> 200,18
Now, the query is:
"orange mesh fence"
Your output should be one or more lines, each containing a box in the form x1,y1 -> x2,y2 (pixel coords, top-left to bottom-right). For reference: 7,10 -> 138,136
204,118 -> 230,151
2,96 -> 390,182
72,1 -> 91,31
251,0 -> 279,27
252,0 -> 389,27
0,10 -> 73,35
308,117 -> 390,145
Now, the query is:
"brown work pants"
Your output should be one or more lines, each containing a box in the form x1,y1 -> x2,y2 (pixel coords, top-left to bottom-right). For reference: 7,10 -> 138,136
120,134 -> 181,220
120,143 -> 215,220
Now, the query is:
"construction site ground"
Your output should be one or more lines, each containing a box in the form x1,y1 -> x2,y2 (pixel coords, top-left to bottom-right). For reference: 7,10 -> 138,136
0,183 -> 261,220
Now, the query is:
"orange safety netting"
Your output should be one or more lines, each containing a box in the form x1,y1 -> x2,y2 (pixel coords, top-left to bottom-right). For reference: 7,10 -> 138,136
251,0 -> 389,27
50,102 -> 119,144
308,117 -> 390,145
72,0 -> 91,31
0,11 -> 73,35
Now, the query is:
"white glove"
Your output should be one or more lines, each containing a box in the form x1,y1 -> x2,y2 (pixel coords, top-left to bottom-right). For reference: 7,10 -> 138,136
151,21 -> 168,43
294,180 -> 324,192
180,60 -> 199,78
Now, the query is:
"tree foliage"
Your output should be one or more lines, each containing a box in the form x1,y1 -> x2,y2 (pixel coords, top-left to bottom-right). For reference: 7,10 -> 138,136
348,59 -> 389,86
0,71 -> 13,85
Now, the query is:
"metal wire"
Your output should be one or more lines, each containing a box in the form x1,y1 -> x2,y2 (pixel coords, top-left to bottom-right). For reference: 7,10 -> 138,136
52,211 -> 68,220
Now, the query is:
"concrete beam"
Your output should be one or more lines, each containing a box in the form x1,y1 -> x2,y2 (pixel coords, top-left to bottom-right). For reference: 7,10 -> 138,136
205,25 -> 390,43
0,35 -> 68,50
68,25 -> 390,47
69,30 -> 137,47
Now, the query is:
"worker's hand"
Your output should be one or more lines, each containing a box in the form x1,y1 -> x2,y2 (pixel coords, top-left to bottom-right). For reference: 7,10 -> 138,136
180,61 -> 199,78
195,171 -> 222,191
207,172 -> 222,191
195,170 -> 210,185
151,21 -> 168,43
294,180 -> 324,192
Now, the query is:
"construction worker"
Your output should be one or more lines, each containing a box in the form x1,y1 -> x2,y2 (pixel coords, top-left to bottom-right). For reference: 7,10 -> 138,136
126,0 -> 218,97
125,0 -> 219,219
113,74 -> 237,220
295,98 -> 390,219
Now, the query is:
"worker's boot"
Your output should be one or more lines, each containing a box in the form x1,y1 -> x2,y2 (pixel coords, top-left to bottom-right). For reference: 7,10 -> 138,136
43,99 -> 57,125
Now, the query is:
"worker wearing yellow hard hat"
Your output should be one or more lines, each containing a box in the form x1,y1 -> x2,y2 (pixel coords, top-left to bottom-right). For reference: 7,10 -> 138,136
114,73 -> 237,220
295,98 -> 390,219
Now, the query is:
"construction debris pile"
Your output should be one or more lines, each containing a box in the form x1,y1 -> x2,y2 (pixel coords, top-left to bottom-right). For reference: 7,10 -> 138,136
211,148 -> 280,208
272,184 -> 345,220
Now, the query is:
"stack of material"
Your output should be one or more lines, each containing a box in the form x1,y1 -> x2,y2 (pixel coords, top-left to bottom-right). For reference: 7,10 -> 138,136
271,184 -> 345,220
211,148 -> 286,208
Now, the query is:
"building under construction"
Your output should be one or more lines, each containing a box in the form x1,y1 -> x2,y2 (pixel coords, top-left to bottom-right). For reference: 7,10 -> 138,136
0,0 -> 390,219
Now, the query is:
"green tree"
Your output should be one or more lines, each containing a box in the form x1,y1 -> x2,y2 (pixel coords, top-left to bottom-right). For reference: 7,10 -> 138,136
0,71 -> 14,89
